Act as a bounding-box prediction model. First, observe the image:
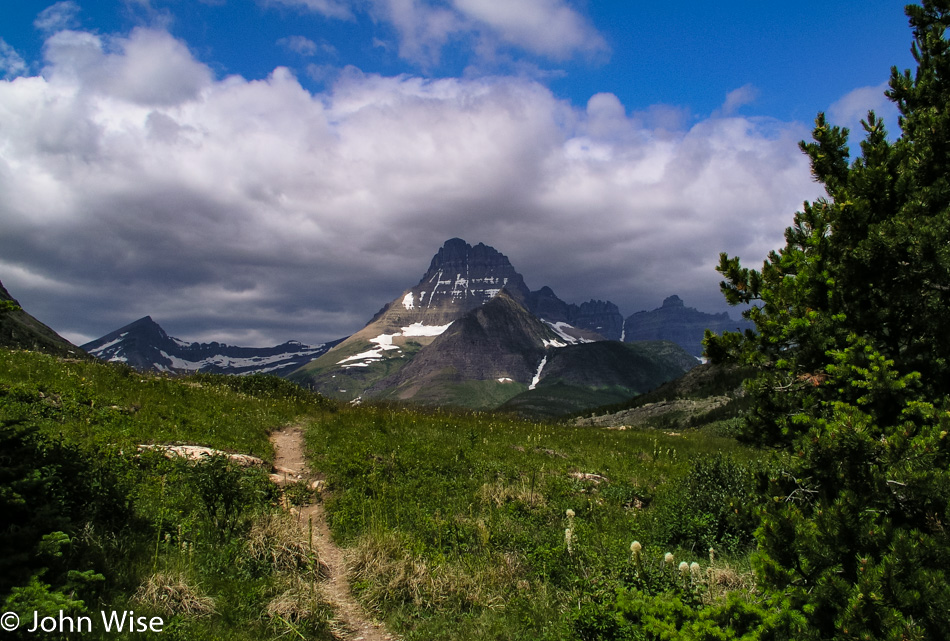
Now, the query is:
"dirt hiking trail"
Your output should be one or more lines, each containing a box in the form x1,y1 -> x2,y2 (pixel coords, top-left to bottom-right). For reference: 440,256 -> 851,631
270,424 -> 396,641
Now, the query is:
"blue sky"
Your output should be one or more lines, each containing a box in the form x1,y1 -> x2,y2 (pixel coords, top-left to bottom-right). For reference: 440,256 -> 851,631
4,0 -> 914,120
0,1 -> 920,345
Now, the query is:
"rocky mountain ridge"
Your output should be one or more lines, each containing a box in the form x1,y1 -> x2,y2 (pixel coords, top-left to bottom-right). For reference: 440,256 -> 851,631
289,239 -> 700,411
81,316 -> 341,376
623,295 -> 753,357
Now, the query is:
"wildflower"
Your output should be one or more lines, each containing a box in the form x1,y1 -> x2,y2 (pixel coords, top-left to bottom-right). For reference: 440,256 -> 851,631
690,562 -> 701,579
630,541 -> 642,562
709,547 -> 716,564
679,561 -> 689,577
565,509 -> 575,519
664,552 -> 674,566
565,528 -> 574,555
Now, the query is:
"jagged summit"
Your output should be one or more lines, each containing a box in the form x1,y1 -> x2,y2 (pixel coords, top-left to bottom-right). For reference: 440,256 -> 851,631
410,238 -> 530,318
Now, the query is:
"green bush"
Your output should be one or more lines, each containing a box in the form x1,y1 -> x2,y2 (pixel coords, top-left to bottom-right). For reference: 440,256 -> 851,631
644,454 -> 762,555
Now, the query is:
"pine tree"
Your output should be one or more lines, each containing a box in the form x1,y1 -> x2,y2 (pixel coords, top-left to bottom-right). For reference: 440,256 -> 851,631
706,2 -> 950,638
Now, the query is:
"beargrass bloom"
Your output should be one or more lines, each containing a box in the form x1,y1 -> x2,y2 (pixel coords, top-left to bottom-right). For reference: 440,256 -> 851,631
690,562 -> 701,579
709,547 -> 716,563
565,528 -> 574,555
630,541 -> 642,562
679,561 -> 689,576
664,552 -> 674,566
566,509 -> 575,519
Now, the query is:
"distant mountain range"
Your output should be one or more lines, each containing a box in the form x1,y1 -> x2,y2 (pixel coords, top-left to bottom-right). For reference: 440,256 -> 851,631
32,237 -> 752,414
288,238 -> 701,413
623,295 -> 754,357
81,316 -> 343,376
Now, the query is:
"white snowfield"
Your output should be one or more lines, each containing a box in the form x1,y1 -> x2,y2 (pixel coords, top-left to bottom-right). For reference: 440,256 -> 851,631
159,346 -> 328,374
338,322 -> 453,368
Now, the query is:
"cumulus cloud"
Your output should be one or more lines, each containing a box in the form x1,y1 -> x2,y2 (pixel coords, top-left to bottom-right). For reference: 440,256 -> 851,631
34,1 -> 82,33
0,27 -> 819,346
269,0 -> 606,66
42,28 -> 212,105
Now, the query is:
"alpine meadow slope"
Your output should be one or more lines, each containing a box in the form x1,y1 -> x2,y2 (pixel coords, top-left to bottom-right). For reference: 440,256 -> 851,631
0,280 -> 87,359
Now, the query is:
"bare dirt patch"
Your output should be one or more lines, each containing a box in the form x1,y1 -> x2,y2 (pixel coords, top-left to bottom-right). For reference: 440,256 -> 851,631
269,424 -> 396,641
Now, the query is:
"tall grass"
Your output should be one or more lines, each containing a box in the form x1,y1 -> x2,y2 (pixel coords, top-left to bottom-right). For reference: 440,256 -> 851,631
0,349 -> 337,640
0,349 -> 334,457
304,404 -> 773,639
1,349 -> 775,639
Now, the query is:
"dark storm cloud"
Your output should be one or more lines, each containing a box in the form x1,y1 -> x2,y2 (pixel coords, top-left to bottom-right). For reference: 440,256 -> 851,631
0,25 -> 822,347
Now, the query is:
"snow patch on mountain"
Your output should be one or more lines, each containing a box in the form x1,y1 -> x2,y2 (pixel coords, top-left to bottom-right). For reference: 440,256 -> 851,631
529,356 -> 548,390
542,320 -> 595,345
337,322 -> 453,368
160,348 -> 329,373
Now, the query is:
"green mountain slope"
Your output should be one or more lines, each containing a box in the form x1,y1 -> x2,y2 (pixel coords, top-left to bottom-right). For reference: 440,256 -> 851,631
499,340 -> 699,418
0,280 -> 86,358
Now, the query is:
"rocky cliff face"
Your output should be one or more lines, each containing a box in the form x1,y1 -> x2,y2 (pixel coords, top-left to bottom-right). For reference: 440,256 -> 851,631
526,287 -> 624,340
368,237 -> 531,329
82,316 -> 339,376
623,295 -> 754,357
290,238 -> 537,399
572,299 -> 624,341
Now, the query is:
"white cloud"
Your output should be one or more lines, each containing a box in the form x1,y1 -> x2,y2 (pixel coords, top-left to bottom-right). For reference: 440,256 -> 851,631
715,84 -> 758,117
34,1 -> 82,33
42,28 -> 212,106
451,0 -> 608,60
0,27 -> 819,345
827,81 -> 899,139
268,0 -> 606,66
0,39 -> 27,79
277,35 -> 320,56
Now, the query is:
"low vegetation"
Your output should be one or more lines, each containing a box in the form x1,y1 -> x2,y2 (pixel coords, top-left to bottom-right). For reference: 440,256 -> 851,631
1,347 -> 776,640
0,350 -> 337,640
304,404 -> 774,639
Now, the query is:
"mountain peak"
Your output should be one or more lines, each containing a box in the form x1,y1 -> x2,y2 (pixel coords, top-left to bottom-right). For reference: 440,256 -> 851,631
411,238 -> 530,314
425,238 -> 518,279
83,316 -> 338,375
662,295 -> 684,308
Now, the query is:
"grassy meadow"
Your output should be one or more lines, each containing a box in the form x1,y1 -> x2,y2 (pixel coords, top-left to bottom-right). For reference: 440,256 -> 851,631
1,347 -> 777,640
